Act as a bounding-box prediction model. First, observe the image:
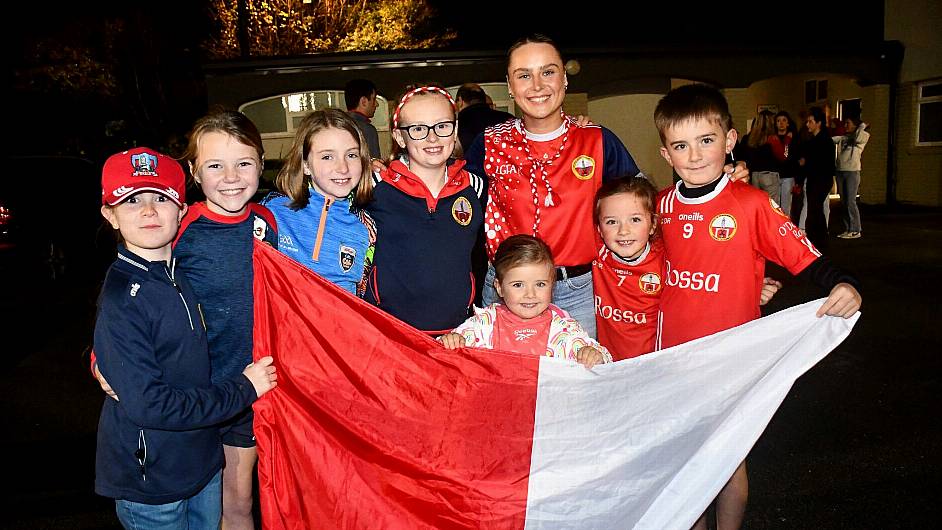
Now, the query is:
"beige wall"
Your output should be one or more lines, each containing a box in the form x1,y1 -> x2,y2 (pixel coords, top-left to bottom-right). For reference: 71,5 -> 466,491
588,94 -> 671,189
895,82 -> 942,205
886,0 -> 942,84
885,0 -> 942,206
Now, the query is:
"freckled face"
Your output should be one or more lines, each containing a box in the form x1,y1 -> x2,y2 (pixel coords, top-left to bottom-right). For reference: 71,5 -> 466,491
191,131 -> 261,217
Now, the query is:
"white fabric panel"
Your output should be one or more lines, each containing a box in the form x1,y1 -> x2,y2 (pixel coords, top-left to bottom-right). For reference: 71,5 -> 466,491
524,299 -> 859,530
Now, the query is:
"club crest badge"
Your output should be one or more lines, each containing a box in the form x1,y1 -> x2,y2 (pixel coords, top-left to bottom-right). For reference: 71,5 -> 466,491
639,272 -> 662,294
130,152 -> 158,176
452,196 -> 473,226
253,216 -> 268,241
339,245 -> 356,272
571,155 -> 596,180
709,213 -> 738,241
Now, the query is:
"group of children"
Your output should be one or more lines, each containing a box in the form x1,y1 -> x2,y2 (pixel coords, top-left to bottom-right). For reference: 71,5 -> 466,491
92,81 -> 861,529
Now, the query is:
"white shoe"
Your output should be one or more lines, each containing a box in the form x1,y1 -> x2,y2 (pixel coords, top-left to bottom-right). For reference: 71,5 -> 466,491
837,231 -> 861,239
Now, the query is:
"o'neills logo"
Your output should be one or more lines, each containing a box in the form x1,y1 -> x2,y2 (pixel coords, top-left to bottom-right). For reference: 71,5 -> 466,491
571,155 -> 596,180
709,213 -> 737,241
665,260 -> 720,292
639,272 -> 662,294
595,296 -> 648,324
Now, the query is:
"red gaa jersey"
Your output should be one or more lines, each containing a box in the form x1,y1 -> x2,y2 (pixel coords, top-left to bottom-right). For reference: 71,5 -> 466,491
656,176 -> 821,348
593,242 -> 664,361
482,119 -> 606,266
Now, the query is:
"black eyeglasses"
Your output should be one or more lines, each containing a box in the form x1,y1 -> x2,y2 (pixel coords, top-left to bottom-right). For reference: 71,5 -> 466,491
396,121 -> 456,141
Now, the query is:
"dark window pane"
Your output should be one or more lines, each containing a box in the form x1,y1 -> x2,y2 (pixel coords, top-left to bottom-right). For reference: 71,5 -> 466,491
805,80 -> 817,104
243,98 -> 287,134
818,80 -> 829,100
921,83 -> 942,98
918,101 -> 942,143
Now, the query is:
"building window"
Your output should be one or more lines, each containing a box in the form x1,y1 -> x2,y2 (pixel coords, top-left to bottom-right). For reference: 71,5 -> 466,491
239,91 -> 390,138
805,79 -> 828,105
916,79 -> 942,147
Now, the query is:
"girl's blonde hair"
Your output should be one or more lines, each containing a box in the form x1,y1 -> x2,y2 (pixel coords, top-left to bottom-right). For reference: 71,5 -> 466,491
182,109 -> 264,186
747,110 -> 777,149
276,108 -> 373,209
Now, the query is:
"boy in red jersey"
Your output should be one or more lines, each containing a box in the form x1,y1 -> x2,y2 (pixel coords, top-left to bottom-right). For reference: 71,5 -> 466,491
653,84 -> 861,530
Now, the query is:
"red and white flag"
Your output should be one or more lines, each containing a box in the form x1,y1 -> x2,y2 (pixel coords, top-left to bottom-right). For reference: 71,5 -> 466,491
252,242 -> 858,530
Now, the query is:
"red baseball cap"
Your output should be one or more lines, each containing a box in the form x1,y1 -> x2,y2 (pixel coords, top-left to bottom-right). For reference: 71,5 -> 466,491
101,147 -> 186,206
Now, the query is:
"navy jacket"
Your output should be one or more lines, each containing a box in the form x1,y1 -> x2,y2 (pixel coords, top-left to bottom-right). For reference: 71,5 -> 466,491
94,248 -> 257,504
365,158 -> 485,333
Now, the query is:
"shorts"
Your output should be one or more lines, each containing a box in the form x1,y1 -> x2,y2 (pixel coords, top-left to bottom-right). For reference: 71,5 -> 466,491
220,407 -> 256,448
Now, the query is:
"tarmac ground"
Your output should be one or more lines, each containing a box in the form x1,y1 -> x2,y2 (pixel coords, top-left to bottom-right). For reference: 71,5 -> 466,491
2,202 -> 939,529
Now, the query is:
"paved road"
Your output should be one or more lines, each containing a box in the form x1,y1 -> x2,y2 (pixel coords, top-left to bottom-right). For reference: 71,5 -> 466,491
3,204 -> 939,529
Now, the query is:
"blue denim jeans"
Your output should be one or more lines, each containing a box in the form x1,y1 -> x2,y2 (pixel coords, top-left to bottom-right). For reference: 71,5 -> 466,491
836,170 -> 862,232
483,263 -> 597,338
115,470 -> 221,530
779,177 -> 795,217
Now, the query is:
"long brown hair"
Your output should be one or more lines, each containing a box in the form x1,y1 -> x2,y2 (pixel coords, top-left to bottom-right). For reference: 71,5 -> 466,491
275,108 -> 373,209
747,110 -> 776,149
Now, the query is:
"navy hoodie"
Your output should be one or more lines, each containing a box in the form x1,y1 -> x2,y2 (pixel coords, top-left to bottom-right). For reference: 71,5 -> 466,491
94,247 -> 257,504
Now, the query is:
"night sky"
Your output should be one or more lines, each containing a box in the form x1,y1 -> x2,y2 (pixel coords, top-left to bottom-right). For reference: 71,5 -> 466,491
11,0 -> 886,161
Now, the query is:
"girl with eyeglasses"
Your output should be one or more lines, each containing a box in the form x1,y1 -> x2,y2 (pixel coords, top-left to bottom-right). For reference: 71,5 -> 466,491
364,85 -> 486,334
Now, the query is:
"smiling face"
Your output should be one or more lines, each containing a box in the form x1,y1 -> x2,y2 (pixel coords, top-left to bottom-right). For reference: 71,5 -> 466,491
597,192 -> 656,261
101,191 -> 186,262
494,261 -> 555,321
305,127 -> 363,200
393,93 -> 457,176
507,42 -> 567,133
659,116 -> 737,188
190,131 -> 262,217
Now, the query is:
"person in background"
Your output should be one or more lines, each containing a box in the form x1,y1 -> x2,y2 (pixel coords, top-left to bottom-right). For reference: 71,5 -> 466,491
769,111 -> 798,216
345,78 -> 382,161
832,116 -> 869,239
736,110 -> 780,202
797,106 -> 835,250
455,83 -> 514,153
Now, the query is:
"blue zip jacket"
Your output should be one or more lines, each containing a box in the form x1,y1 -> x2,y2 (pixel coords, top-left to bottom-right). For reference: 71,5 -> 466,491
262,188 -> 375,296
94,247 -> 258,505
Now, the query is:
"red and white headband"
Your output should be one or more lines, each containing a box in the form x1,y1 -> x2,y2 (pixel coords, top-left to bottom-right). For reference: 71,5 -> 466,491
392,86 -> 457,128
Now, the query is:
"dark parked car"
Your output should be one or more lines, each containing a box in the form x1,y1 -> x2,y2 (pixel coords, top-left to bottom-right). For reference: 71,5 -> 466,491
1,156 -> 116,283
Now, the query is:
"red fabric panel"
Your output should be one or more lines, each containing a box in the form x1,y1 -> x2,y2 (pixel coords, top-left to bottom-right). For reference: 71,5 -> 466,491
252,242 -> 540,530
